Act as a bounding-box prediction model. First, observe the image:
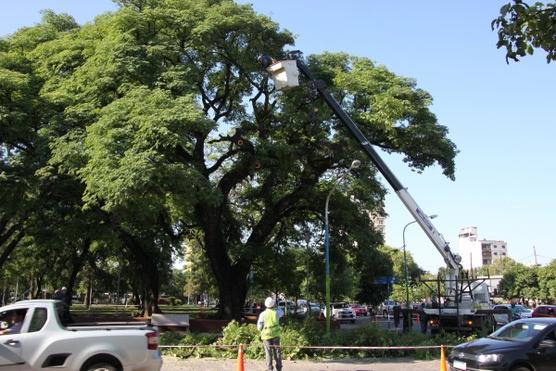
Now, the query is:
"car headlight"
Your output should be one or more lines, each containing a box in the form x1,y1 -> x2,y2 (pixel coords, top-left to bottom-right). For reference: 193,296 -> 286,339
477,354 -> 503,363
449,347 -> 460,357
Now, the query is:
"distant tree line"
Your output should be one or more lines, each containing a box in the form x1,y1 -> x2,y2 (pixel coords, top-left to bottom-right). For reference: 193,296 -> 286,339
476,257 -> 556,304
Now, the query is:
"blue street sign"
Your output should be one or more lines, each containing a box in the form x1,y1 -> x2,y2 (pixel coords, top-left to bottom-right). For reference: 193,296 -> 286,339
373,276 -> 396,285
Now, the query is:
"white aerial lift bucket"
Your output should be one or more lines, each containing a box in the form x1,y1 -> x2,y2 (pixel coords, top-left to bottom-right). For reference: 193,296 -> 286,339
266,60 -> 299,90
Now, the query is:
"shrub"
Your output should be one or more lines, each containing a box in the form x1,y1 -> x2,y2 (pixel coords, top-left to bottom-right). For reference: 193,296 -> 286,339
160,332 -> 219,358
217,320 -> 263,358
160,317 -> 473,361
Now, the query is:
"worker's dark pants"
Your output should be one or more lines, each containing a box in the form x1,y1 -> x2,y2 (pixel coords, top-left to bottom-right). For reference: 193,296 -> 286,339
263,337 -> 282,371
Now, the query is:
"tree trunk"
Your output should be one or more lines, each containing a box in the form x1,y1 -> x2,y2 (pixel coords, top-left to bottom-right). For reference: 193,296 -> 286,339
216,270 -> 248,319
66,239 -> 90,307
34,275 -> 43,298
117,228 -> 162,317
151,275 -> 161,314
204,229 -> 249,319
132,287 -> 141,309
86,271 -> 93,309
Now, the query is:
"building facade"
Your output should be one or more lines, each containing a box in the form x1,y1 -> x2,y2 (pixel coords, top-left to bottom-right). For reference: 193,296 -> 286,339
458,227 -> 507,271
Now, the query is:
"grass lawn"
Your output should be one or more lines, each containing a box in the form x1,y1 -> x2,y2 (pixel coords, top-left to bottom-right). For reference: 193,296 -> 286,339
70,303 -> 217,317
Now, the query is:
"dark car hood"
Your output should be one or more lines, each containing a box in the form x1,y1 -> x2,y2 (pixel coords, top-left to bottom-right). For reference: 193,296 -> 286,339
455,337 -> 524,354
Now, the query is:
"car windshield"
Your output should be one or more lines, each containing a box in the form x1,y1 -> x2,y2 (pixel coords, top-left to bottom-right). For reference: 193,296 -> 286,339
489,321 -> 548,342
332,303 -> 349,308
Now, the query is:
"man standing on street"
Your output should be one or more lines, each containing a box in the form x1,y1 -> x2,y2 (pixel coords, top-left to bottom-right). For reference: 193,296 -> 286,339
257,296 -> 284,371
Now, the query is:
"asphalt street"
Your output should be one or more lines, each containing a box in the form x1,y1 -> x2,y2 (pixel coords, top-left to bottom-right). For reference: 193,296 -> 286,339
161,356 -> 440,371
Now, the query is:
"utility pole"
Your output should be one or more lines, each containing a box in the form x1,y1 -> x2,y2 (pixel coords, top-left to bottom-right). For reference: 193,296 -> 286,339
533,245 -> 538,266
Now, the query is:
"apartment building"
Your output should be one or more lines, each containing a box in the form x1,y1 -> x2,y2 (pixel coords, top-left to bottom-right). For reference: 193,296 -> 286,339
458,227 -> 507,271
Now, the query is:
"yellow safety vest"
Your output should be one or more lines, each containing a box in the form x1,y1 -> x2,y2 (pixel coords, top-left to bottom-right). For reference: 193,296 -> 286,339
261,308 -> 281,340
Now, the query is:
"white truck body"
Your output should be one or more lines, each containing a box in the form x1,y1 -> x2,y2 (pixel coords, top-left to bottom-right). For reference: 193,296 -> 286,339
0,300 -> 162,371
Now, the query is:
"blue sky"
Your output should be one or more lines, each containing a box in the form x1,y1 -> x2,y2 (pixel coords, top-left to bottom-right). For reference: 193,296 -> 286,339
2,1 -> 555,272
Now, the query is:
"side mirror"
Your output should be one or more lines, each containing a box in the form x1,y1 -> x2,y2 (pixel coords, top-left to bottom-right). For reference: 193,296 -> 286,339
0,321 -> 8,330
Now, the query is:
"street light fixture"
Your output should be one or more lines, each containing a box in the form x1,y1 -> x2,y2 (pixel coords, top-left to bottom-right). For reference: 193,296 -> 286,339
402,214 -> 437,330
324,159 -> 361,335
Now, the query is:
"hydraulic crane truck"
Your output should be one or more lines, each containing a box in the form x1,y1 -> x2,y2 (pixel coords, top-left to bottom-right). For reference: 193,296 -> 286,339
260,51 -> 496,334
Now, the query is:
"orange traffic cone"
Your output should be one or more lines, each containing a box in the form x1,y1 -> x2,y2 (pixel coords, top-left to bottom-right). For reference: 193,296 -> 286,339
237,343 -> 245,371
440,344 -> 447,371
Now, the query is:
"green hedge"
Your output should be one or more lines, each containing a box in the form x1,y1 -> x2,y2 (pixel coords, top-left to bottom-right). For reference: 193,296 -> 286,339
160,318 -> 476,360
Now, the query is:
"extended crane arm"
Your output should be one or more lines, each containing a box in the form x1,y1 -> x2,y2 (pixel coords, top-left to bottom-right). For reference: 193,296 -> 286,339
261,53 -> 461,274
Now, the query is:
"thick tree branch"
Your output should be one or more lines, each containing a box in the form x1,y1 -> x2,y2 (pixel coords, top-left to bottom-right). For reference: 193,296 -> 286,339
207,148 -> 241,174
0,229 -> 24,269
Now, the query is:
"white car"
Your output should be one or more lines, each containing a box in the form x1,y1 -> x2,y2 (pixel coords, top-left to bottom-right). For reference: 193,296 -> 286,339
0,300 -> 162,370
379,299 -> 397,316
327,302 -> 356,323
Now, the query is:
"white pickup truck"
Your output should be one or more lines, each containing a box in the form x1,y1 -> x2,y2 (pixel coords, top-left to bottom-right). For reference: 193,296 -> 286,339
0,300 -> 162,371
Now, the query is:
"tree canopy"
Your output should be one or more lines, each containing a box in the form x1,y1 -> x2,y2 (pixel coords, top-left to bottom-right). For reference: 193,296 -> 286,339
492,1 -> 556,63
498,260 -> 556,303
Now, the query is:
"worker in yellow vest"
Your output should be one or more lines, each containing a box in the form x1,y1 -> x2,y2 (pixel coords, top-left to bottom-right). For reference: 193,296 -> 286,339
257,296 -> 284,371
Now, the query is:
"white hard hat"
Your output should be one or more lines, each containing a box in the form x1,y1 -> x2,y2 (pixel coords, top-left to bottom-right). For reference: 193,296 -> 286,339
265,297 -> 276,308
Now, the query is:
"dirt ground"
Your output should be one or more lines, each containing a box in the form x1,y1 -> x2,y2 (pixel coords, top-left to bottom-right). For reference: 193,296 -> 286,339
161,356 -> 441,371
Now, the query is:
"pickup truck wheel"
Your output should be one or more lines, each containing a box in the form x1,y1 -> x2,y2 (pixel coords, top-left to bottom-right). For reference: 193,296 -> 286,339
84,363 -> 118,371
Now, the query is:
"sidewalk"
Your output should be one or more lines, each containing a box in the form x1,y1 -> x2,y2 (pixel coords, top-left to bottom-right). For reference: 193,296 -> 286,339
162,356 -> 440,371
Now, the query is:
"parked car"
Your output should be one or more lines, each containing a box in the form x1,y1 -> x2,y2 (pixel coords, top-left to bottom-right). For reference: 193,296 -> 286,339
448,318 -> 556,371
324,302 -> 356,323
493,304 -> 532,325
349,303 -> 368,317
295,301 -> 321,317
379,299 -> 397,316
277,300 -> 295,314
0,299 -> 162,370
532,305 -> 556,318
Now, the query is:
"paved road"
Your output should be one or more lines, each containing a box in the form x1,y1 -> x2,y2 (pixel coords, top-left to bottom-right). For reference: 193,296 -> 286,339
162,356 -> 440,371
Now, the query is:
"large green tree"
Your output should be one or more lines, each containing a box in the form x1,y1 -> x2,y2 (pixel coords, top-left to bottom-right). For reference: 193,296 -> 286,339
476,256 -> 519,276
498,263 -> 539,300
1,0 -> 457,318
537,260 -> 556,303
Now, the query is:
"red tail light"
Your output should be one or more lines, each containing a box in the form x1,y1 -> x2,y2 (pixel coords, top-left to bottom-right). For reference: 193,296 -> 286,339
146,331 -> 159,350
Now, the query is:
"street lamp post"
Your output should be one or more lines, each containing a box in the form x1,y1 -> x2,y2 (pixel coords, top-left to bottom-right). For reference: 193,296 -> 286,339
324,160 -> 360,335
402,214 -> 437,330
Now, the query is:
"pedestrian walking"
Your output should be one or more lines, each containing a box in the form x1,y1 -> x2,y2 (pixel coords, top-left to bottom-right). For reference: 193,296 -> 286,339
257,296 -> 284,371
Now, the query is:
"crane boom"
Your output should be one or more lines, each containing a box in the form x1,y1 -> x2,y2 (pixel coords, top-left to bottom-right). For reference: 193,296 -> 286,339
262,53 -> 461,275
